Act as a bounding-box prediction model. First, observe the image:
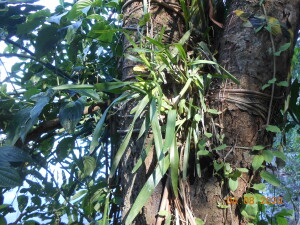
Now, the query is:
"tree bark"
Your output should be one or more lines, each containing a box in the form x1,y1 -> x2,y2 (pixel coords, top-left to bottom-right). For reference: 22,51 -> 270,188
118,0 -> 300,224
190,1 -> 300,224
118,1 -> 185,224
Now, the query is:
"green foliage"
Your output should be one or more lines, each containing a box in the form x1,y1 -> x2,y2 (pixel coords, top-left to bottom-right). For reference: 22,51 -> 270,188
0,0 -> 299,224
0,0 -> 122,223
59,97 -> 86,134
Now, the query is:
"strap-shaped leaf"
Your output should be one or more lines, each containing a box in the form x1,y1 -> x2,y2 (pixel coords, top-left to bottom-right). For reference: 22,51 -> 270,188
53,84 -> 94,90
125,156 -> 170,225
94,81 -> 133,93
59,97 -> 86,134
137,113 -> 150,140
90,92 -> 134,153
132,138 -> 153,174
183,127 -> 192,180
110,94 -> 150,177
71,89 -> 101,101
162,110 -> 176,153
170,137 -> 179,197
151,109 -> 163,160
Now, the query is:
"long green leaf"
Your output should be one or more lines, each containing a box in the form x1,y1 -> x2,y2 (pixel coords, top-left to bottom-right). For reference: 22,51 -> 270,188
151,106 -> 163,161
137,114 -> 149,140
183,127 -> 192,180
178,0 -> 189,27
190,60 -> 217,65
102,192 -> 110,225
110,94 -> 150,177
110,124 -> 134,177
94,81 -> 133,93
132,138 -> 153,173
53,84 -> 94,90
219,65 -> 239,84
189,60 -> 239,84
125,156 -> 170,225
173,43 -> 187,61
178,30 -> 191,45
170,137 -> 179,197
90,92 -> 133,153
178,77 -> 192,99
145,36 -> 164,49
162,110 -> 176,153
123,33 -> 151,67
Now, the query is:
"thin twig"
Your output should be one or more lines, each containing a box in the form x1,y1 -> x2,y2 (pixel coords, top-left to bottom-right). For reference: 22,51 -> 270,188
45,167 -> 91,222
3,38 -> 35,56
11,211 -> 27,224
262,4 -> 276,125
0,53 -> 75,82
0,58 -> 18,95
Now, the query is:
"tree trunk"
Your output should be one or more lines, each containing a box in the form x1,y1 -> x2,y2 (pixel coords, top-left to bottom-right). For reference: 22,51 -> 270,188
118,1 -> 185,224
189,1 -> 300,225
118,0 -> 300,224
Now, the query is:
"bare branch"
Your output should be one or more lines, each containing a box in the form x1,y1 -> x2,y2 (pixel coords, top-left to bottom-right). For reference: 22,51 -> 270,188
21,105 -> 102,145
3,38 -> 35,56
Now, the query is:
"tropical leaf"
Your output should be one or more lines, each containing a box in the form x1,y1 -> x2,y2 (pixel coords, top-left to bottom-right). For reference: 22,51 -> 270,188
110,93 -> 150,177
59,97 -> 86,134
183,127 -> 191,179
90,92 -> 135,153
56,137 -> 75,161
252,155 -> 265,170
35,26 -> 65,58
17,9 -> 51,34
94,81 -> 133,93
125,156 -> 170,225
17,195 -> 28,212
170,137 -> 179,197
0,146 -> 31,163
0,166 -> 22,188
83,156 -> 96,177
260,170 -> 280,187
132,139 -> 153,173
6,90 -> 53,144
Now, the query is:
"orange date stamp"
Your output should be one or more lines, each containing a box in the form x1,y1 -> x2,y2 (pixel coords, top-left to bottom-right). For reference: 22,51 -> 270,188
225,196 -> 283,205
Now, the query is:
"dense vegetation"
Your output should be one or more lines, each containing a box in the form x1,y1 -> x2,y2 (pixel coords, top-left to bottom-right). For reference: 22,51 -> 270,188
0,0 -> 299,224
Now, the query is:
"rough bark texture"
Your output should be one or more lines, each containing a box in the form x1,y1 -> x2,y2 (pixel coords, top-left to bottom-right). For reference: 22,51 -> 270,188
118,0 -> 300,224
119,1 -> 185,224
191,0 -> 300,224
